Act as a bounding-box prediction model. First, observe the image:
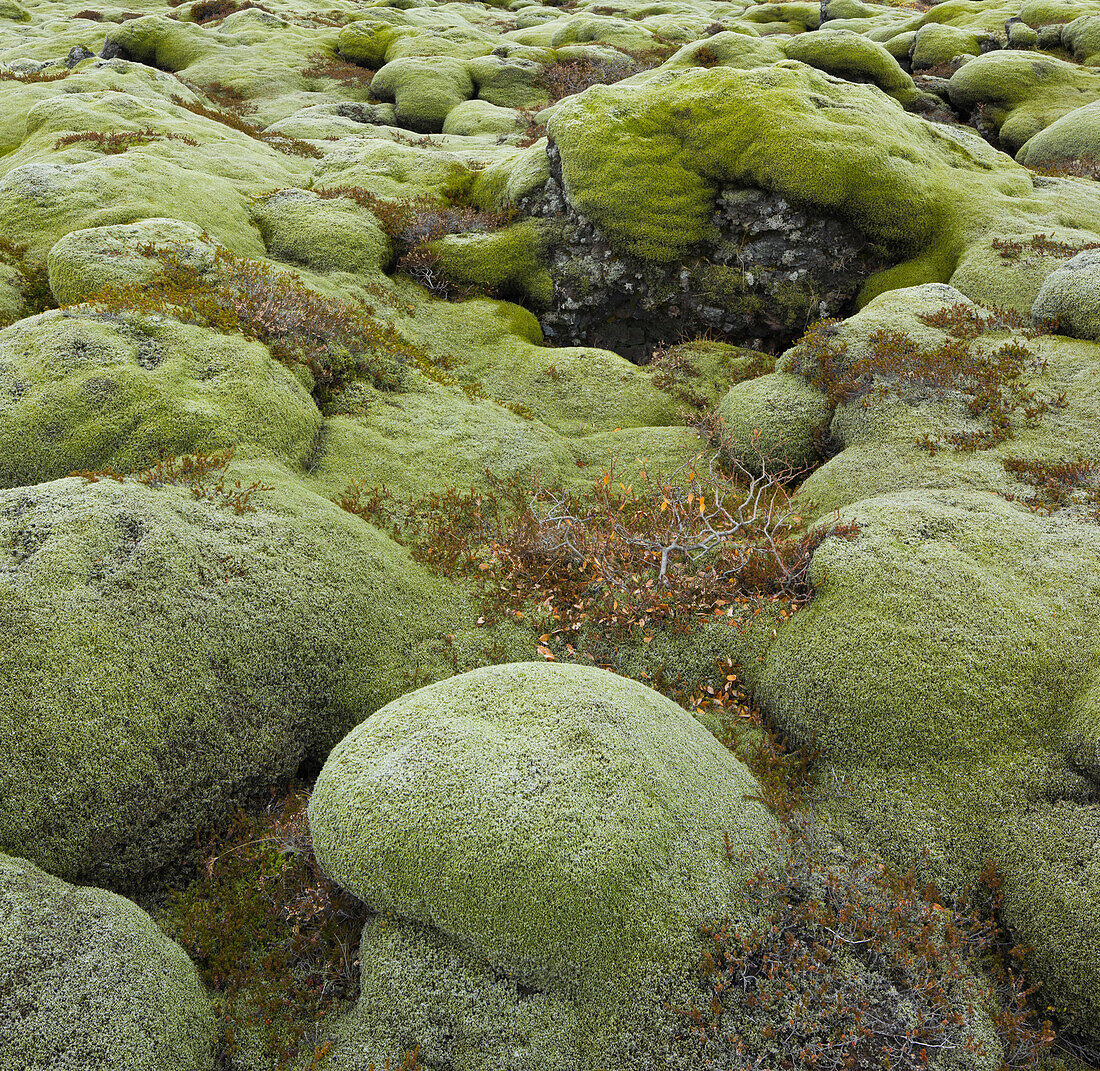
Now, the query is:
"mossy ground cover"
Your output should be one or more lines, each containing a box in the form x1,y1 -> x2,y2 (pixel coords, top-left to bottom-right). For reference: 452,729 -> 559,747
3,0 -> 1100,1066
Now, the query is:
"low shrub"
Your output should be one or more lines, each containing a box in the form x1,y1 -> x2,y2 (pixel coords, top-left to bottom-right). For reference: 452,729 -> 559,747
790,306 -> 1064,452
53,128 -> 198,153
70,447 -> 274,514
65,242 -> 417,402
678,820 -> 1056,1071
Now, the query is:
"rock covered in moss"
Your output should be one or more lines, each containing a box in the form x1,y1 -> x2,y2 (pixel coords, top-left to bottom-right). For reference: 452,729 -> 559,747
309,661 -> 775,980
308,661 -> 778,1066
0,852 -> 217,1071
46,218 -> 222,307
0,468 -> 526,889
1032,249 -> 1100,340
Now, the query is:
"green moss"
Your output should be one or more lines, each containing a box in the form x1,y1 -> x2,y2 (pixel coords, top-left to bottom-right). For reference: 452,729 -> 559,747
545,64 -> 1030,266
716,371 -> 833,475
0,311 -> 322,488
0,852 -> 218,1071
427,219 -> 554,304
947,51 -> 1100,153
0,460 -> 530,889
781,27 -> 917,99
308,661 -> 778,993
368,55 -> 475,132
745,487 -> 1100,1036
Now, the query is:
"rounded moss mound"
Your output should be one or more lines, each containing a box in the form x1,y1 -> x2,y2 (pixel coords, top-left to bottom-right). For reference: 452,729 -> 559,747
46,218 -> 222,308
1031,249 -> 1100,341
0,310 -> 322,489
0,468 -> 521,890
0,852 -> 217,1071
746,487 -> 1100,1039
308,661 -> 777,992
715,371 -> 832,474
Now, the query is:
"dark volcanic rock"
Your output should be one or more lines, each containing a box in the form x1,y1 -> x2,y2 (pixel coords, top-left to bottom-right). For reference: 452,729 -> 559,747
521,144 -> 888,362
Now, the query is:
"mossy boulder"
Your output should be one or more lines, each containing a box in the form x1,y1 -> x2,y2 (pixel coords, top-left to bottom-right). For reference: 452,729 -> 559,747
1017,99 -> 1100,168
0,466 -> 524,889
947,51 -> 1100,153
715,371 -> 832,474
744,487 -> 1100,1040
781,27 -> 918,100
369,55 -> 475,132
0,310 -> 322,489
0,852 -> 218,1071
251,189 -> 391,276
46,218 -> 223,307
1031,249 -> 1100,340
427,220 -> 553,304
909,23 -> 982,69
308,661 -> 778,1065
542,62 -> 1034,279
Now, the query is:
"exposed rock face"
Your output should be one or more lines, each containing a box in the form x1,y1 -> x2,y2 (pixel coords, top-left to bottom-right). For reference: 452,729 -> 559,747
523,144 -> 886,361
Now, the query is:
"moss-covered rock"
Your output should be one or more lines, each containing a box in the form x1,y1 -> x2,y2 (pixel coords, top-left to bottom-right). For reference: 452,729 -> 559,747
46,218 -> 222,307
251,189 -> 391,276
1031,249 -> 1100,340
781,27 -> 918,100
428,219 -> 553,304
0,310 -> 322,488
369,55 -> 475,132
308,661 -> 778,1066
744,487 -> 1100,1039
909,22 -> 982,68
0,465 -> 526,889
1017,99 -> 1100,168
947,51 -> 1100,153
0,852 -> 218,1071
715,371 -> 832,474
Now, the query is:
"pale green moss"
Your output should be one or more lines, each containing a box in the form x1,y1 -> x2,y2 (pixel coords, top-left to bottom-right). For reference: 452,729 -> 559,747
251,189 -> 391,276
46,218 -> 222,307
308,662 -> 778,993
369,55 -> 475,132
716,371 -> 833,474
402,294 -> 683,436
0,310 -> 323,487
947,51 -> 1100,153
1017,99 -> 1100,168
0,852 -> 217,1071
746,488 -> 1100,1037
910,22 -> 981,68
0,456 -> 529,888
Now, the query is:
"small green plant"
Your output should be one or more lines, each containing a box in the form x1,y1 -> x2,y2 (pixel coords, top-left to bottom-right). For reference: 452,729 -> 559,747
66,242 -> 416,402
188,0 -> 272,22
53,128 -> 198,153
70,447 -> 274,514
